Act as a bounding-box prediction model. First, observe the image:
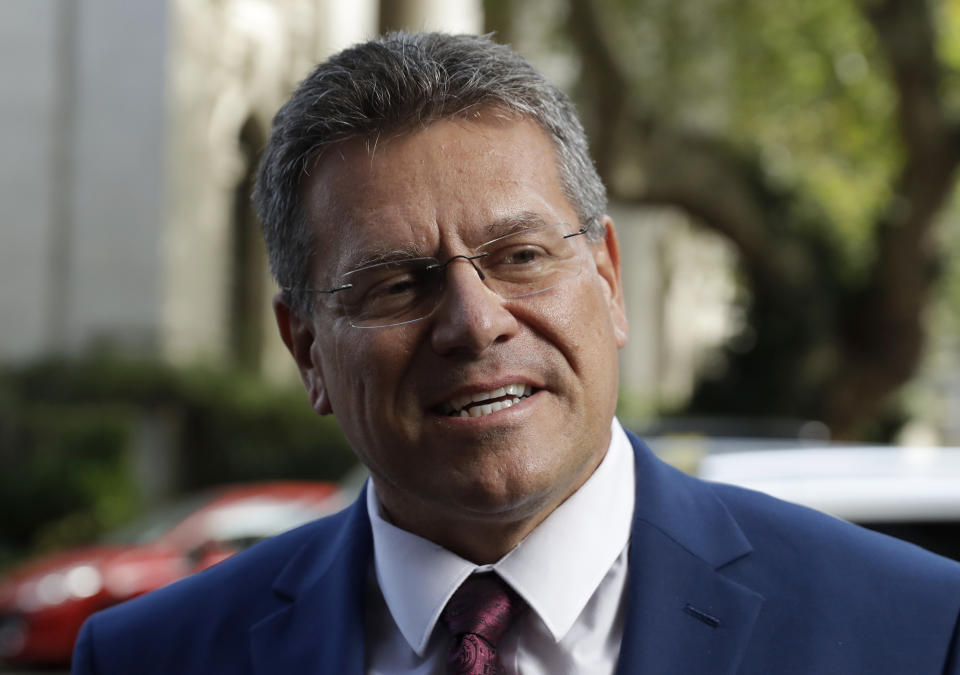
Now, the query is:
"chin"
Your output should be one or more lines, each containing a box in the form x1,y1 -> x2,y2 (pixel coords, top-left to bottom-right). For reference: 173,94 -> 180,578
441,471 -> 563,523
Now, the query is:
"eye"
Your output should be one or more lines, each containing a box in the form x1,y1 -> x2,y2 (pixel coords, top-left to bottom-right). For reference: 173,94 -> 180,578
484,243 -> 551,277
499,246 -> 544,265
364,272 -> 423,300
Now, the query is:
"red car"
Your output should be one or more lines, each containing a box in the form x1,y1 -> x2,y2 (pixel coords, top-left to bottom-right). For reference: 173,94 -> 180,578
0,481 -> 345,667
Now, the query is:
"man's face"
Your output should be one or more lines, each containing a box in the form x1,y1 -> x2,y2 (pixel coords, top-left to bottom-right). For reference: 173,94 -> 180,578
280,112 -> 628,545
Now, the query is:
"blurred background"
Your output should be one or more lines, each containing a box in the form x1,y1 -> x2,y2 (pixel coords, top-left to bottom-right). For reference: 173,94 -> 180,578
2,0 -> 960,668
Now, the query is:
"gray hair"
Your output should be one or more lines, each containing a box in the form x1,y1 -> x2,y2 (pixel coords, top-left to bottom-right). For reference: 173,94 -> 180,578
253,32 -> 607,315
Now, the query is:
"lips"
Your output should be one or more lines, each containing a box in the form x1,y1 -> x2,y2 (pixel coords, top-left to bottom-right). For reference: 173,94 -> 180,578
440,384 -> 534,417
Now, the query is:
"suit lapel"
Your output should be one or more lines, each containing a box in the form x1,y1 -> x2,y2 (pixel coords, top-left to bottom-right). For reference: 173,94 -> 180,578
249,487 -> 372,675
248,436 -> 764,674
616,433 -> 764,674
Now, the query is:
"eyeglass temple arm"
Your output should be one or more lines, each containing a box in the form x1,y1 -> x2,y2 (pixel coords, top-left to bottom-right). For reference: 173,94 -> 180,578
562,218 -> 599,240
286,284 -> 354,295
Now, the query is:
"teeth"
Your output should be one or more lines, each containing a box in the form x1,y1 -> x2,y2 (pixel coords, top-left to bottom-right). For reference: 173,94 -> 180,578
458,397 -> 523,418
447,384 -> 533,416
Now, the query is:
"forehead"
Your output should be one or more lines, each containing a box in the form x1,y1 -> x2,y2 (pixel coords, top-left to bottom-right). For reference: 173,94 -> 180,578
300,113 -> 577,274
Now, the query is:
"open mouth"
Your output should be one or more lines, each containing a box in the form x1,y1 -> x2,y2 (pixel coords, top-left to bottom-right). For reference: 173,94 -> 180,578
440,384 -> 534,418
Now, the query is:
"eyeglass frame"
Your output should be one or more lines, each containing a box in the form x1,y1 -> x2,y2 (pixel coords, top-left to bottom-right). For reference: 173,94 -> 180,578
291,218 -> 600,327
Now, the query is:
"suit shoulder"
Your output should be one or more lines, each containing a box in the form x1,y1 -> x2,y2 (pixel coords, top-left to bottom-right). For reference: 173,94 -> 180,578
695,481 -> 960,672
101,508 -> 350,618
713,479 -> 958,562
75,506 -> 361,673
708,478 -> 960,606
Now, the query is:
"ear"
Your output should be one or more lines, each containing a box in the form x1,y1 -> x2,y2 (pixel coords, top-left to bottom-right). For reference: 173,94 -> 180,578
591,216 -> 629,348
273,293 -> 333,415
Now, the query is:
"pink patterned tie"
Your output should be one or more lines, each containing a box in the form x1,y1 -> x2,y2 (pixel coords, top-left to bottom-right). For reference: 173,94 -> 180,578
441,574 -> 526,675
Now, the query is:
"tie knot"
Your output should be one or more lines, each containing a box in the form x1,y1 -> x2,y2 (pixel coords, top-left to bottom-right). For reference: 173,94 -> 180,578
441,573 -> 525,646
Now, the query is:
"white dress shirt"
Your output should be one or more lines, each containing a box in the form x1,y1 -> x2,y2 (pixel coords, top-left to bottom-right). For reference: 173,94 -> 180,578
365,418 -> 636,674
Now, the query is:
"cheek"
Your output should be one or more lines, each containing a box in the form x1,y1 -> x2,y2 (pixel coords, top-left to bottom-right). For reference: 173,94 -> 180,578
320,330 -> 414,408
537,282 -> 613,369
313,333 -> 364,408
548,283 -> 623,418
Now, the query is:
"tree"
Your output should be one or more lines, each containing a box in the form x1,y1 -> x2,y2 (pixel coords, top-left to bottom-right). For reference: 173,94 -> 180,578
489,0 -> 960,439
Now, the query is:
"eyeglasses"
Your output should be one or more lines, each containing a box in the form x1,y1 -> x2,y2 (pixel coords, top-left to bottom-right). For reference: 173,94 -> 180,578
300,220 -> 597,328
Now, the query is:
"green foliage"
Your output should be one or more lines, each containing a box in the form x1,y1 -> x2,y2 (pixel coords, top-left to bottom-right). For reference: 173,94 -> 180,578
723,0 -> 899,276
0,395 -> 136,561
936,0 -> 960,118
531,0 -> 907,275
173,365 -> 354,489
591,0 -> 899,275
0,356 -> 355,568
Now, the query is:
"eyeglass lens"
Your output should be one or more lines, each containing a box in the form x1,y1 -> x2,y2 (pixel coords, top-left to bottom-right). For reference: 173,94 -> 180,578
334,223 -> 588,328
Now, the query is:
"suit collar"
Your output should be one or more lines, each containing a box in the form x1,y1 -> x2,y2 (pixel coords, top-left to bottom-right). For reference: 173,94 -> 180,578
628,430 -> 752,567
367,420 -> 636,653
616,431 -> 764,674
249,484 -> 372,674
248,433 -> 764,674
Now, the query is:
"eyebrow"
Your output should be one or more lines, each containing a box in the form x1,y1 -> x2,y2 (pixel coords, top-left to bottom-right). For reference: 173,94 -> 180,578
347,243 -> 429,271
483,211 -> 553,239
487,211 -> 548,236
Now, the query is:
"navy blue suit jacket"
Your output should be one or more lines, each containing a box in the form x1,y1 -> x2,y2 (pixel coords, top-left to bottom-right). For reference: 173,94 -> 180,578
73,433 -> 960,673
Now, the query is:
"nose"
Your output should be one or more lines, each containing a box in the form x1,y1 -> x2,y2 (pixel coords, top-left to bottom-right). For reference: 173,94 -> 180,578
429,256 -> 520,356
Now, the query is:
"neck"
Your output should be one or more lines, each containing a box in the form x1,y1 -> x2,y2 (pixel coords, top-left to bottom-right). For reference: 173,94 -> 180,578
371,463 -> 603,565
386,506 -> 551,565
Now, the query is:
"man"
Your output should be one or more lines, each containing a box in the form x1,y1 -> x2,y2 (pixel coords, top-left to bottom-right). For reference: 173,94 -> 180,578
73,33 -> 960,674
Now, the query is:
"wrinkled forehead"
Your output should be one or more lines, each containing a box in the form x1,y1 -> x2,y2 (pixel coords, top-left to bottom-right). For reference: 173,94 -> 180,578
299,114 -> 577,279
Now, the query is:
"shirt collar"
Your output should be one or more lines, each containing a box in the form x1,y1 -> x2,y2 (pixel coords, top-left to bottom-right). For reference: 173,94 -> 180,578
367,418 -> 635,655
